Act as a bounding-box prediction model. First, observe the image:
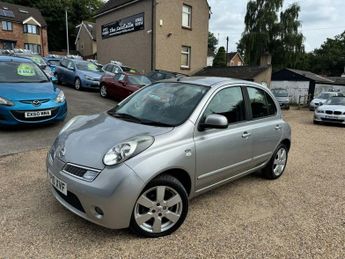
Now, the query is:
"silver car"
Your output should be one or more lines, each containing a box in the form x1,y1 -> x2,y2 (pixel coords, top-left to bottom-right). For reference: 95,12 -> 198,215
47,77 -> 291,237
271,88 -> 290,110
309,92 -> 343,111
314,96 -> 345,125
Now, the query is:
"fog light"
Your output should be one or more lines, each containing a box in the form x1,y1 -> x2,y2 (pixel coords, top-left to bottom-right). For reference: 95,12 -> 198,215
83,171 -> 99,181
95,207 -> 104,216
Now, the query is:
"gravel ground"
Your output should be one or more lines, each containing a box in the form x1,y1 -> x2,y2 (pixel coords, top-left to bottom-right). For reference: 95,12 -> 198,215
1,109 -> 344,258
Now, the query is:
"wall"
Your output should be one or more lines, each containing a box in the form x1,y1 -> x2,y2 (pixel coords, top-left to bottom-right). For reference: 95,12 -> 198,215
96,0 -> 153,73
0,22 -> 24,48
154,0 -> 209,75
228,54 -> 243,66
76,25 -> 95,58
315,84 -> 345,96
41,28 -> 48,56
271,81 -> 310,103
254,66 -> 272,86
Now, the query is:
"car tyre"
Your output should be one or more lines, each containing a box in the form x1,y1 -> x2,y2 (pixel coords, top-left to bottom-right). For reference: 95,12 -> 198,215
130,175 -> 188,238
262,144 -> 288,180
55,73 -> 61,85
74,78 -> 82,91
100,85 -> 108,98
313,120 -> 320,125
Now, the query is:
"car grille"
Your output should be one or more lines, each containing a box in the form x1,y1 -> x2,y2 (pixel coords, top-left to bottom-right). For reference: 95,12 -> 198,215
54,187 -> 85,213
63,164 -> 88,177
325,110 -> 343,115
10,108 -> 59,122
322,118 -> 344,122
19,99 -> 50,105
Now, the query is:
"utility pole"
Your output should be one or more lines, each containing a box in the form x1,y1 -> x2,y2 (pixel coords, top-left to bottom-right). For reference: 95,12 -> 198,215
65,8 -> 70,56
226,36 -> 229,54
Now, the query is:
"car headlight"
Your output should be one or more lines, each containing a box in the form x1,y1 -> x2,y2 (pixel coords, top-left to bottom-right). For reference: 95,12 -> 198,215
85,75 -> 94,81
0,96 -> 14,106
59,115 -> 85,134
103,136 -> 154,166
55,91 -> 65,103
316,109 -> 324,113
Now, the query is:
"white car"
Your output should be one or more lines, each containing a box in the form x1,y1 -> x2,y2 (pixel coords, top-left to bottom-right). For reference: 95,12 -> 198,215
314,96 -> 345,125
310,92 -> 343,111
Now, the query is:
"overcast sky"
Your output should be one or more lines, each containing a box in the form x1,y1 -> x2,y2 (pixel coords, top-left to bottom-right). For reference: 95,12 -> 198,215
208,0 -> 345,53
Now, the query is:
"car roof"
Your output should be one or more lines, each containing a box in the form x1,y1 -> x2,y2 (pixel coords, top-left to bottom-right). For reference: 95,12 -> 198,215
0,55 -> 34,63
163,76 -> 261,88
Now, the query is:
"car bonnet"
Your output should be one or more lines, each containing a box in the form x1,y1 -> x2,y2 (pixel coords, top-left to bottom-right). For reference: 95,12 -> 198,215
56,112 -> 174,169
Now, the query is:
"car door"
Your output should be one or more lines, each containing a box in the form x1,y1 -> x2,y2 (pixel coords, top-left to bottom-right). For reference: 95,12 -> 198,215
194,86 -> 254,192
65,60 -> 76,85
57,59 -> 69,83
107,73 -> 126,100
245,86 -> 283,166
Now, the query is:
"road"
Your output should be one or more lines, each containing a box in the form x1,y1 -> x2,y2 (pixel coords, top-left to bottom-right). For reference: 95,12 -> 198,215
1,110 -> 344,258
0,85 -> 115,156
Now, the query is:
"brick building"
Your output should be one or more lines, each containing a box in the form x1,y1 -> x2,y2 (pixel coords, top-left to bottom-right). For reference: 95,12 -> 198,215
0,1 -> 48,55
95,0 -> 210,74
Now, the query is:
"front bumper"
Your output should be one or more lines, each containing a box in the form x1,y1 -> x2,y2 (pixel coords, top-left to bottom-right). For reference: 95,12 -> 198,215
314,113 -> 345,124
81,79 -> 100,89
47,156 -> 144,229
0,101 -> 67,126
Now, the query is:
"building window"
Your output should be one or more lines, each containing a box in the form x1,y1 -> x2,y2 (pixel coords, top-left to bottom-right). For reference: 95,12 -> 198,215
181,46 -> 191,69
182,4 -> 192,28
23,24 -> 40,35
2,41 -> 15,50
2,21 -> 12,31
24,43 -> 41,54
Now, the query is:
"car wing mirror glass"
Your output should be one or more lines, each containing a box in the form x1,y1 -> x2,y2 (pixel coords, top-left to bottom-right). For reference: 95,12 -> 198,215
199,114 -> 228,131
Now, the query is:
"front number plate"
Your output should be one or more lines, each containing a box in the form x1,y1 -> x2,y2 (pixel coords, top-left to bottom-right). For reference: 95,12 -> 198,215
25,110 -> 51,118
49,173 -> 67,196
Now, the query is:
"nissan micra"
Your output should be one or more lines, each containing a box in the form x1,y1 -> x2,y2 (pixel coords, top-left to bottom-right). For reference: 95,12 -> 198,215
47,77 -> 291,237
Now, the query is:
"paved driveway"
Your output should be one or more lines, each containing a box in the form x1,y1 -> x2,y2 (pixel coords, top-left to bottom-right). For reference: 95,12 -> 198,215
0,110 -> 344,258
0,85 -> 115,156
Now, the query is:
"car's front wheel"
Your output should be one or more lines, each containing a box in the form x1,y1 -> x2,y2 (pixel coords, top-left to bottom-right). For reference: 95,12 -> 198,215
262,144 -> 289,180
100,85 -> 108,98
74,78 -> 82,91
130,175 -> 188,238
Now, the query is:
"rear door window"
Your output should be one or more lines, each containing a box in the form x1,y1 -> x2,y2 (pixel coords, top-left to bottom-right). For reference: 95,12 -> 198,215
247,87 -> 277,119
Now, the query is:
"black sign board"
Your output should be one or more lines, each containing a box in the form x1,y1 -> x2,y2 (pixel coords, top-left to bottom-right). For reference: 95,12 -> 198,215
101,13 -> 145,39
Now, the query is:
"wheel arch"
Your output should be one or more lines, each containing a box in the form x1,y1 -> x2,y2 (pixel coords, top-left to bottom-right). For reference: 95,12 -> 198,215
280,139 -> 291,151
151,168 -> 192,197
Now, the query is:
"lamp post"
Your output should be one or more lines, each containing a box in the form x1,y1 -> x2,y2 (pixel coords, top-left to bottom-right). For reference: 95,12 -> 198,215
65,8 -> 70,56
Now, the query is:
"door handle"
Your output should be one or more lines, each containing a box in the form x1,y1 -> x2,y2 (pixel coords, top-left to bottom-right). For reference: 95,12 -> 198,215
242,132 -> 252,139
275,125 -> 282,131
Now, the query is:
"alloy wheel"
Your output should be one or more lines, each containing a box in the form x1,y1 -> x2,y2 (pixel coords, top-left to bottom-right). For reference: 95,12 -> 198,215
75,79 -> 81,90
100,85 -> 107,97
273,147 -> 287,176
134,186 -> 183,234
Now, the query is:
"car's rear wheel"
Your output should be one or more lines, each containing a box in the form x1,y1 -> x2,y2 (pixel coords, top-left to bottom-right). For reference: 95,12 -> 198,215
262,144 -> 288,180
74,78 -> 82,91
130,175 -> 188,238
100,85 -> 108,98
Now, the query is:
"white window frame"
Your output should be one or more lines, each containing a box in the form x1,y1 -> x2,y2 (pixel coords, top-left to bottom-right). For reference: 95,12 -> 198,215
182,4 -> 192,28
2,21 -> 12,31
24,43 -> 41,54
181,46 -> 191,69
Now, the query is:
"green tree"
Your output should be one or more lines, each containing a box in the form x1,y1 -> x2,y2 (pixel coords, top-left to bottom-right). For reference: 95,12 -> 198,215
2,0 -> 103,51
238,0 -> 304,70
213,47 -> 227,67
208,32 -> 218,55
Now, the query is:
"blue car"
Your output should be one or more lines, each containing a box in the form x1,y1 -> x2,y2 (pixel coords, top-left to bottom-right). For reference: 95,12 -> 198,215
44,57 -> 63,74
0,56 -> 67,126
55,59 -> 104,90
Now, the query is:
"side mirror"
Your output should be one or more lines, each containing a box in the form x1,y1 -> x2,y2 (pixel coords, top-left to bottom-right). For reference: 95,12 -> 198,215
199,114 -> 228,131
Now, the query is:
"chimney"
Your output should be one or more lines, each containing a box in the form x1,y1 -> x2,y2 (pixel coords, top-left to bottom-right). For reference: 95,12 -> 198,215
260,52 -> 272,66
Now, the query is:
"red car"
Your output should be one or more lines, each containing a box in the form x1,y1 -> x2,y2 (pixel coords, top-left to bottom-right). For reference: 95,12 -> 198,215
100,72 -> 151,101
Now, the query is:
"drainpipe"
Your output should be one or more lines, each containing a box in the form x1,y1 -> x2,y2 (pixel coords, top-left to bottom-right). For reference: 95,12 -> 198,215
151,0 -> 155,71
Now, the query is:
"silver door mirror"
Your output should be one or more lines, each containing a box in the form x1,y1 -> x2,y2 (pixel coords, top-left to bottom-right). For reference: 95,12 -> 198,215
199,114 -> 228,131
